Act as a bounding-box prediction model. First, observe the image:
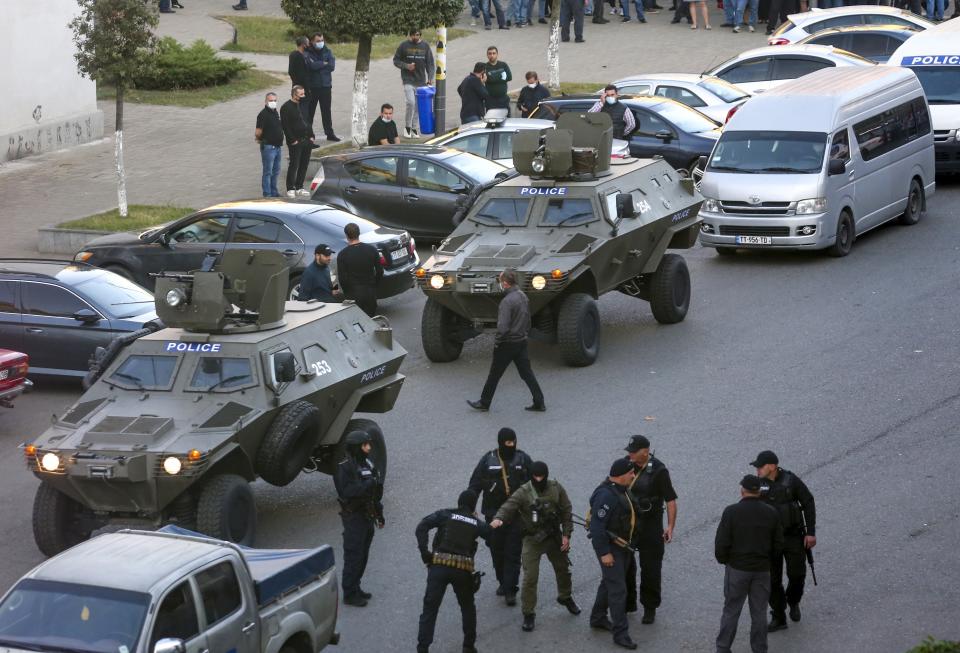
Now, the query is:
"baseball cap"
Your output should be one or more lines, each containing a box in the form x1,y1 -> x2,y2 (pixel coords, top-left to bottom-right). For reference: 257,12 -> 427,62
610,458 -> 634,478
315,244 -> 334,256
740,474 -> 762,492
749,450 -> 779,468
625,434 -> 651,453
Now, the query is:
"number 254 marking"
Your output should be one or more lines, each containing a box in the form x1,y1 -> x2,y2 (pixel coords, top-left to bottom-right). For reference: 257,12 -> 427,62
311,360 -> 333,376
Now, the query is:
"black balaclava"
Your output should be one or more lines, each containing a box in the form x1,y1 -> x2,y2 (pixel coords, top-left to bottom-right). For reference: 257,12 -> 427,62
458,489 -> 479,512
530,461 -> 549,493
345,430 -> 371,461
497,427 -> 517,461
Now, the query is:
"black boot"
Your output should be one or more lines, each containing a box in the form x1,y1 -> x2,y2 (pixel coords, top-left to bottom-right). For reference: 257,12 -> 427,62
641,607 -> 656,624
522,613 -> 536,631
558,597 -> 581,614
768,614 -> 788,632
789,603 -> 801,622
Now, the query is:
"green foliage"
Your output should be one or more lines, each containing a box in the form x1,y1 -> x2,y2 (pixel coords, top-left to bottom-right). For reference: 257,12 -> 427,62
70,0 -> 158,87
134,38 -> 251,90
280,0 -> 464,40
98,69 -> 279,108
59,205 -> 195,232
907,637 -> 960,653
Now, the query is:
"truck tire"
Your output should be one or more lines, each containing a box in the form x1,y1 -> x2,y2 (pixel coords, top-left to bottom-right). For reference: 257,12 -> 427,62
345,418 -> 388,480
421,298 -> 464,363
649,254 -> 691,324
257,401 -> 321,486
557,293 -> 600,367
898,178 -> 923,226
196,474 -> 257,545
32,483 -> 94,557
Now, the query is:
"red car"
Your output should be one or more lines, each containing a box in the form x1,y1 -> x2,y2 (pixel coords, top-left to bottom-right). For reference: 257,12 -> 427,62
0,349 -> 31,407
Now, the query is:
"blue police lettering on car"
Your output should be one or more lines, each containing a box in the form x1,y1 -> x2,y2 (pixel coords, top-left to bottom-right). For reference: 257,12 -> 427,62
360,364 -> 387,384
519,187 -> 568,196
902,55 -> 960,66
164,342 -> 222,353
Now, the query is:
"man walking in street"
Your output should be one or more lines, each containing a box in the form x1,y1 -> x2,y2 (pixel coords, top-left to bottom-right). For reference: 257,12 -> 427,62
298,244 -> 340,303
458,63 -> 490,124
752,450 -> 817,632
467,269 -> 546,412
279,85 -> 313,197
483,46 -> 513,117
305,33 -> 339,142
714,475 -> 783,653
287,36 -> 310,121
393,29 -> 435,138
468,427 -> 533,606
335,222 -> 383,317
491,461 -> 581,631
589,85 -> 636,140
560,0 -> 586,41
368,103 -> 400,145
254,92 -> 283,198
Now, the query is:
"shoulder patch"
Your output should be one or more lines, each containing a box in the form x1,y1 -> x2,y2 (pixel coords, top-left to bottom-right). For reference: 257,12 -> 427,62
597,508 -> 607,518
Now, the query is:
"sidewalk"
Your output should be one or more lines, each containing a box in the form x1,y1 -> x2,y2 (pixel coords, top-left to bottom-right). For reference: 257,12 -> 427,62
0,0 -> 762,258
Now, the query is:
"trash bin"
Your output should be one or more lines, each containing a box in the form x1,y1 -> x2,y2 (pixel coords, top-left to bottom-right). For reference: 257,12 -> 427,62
415,86 -> 436,135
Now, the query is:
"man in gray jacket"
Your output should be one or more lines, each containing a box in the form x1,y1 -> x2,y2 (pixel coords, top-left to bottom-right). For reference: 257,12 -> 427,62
468,269 -> 545,412
392,29 -> 435,138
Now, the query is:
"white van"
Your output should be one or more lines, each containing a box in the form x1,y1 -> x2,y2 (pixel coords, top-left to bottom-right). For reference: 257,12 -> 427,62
697,66 -> 935,257
887,18 -> 960,173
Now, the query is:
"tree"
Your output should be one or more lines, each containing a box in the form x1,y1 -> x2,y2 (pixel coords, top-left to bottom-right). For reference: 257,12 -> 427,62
70,0 -> 157,218
282,0 -> 462,145
547,12 -> 560,92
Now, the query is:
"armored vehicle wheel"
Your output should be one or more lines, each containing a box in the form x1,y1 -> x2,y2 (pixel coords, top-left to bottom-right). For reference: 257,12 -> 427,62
557,293 -> 600,367
899,179 -> 923,226
829,211 -> 854,257
649,254 -> 691,324
33,483 -> 95,557
257,401 -> 322,486
421,298 -> 464,363
196,474 -> 257,545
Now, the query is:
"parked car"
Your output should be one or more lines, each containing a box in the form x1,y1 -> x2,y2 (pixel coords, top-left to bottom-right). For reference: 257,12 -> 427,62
797,24 -> 918,63
309,145 -> 510,239
529,95 -> 722,174
705,44 -> 875,94
0,527 -> 339,653
607,73 -> 752,123
74,200 -> 418,301
768,5 -> 931,46
0,260 -> 159,379
0,349 -> 31,407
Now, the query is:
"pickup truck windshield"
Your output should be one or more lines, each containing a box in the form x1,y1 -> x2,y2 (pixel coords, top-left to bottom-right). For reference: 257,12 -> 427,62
708,130 -> 828,174
0,579 -> 149,653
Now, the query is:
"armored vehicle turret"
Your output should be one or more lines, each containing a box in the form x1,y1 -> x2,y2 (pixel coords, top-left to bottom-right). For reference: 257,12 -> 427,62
24,250 -> 406,556
416,113 -> 702,366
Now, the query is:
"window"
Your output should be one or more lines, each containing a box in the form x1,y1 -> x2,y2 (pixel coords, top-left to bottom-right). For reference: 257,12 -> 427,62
405,159 -> 464,192
496,131 -> 515,161
633,110 -> 670,137
541,198 -> 595,227
72,273 -> 153,319
471,198 -> 531,227
195,562 -> 242,626
170,216 -> 230,244
231,216 -> 280,243
817,15 -> 863,29
771,57 -> 833,81
830,128 -> 850,164
656,86 -> 707,108
150,582 -> 199,649
718,58 -> 771,84
708,130 -> 828,174
853,98 -> 930,161
344,157 -> 398,185
448,133 -> 490,157
110,355 -> 178,389
849,33 -> 896,60
190,357 -> 254,391
909,67 -> 960,104
0,281 -> 17,313
618,84 -> 651,96
21,283 -> 90,318
809,33 -> 848,49
863,14 -> 915,27
698,78 -> 750,103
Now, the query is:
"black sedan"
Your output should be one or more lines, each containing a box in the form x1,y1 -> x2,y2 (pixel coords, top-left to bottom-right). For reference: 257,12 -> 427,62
74,200 -> 419,301
309,145 -> 510,239
0,260 -> 158,379
796,24 -> 917,63
529,95 -> 722,175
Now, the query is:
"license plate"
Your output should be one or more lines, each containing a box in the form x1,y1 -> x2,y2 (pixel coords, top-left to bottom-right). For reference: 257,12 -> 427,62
735,235 -> 772,245
471,282 -> 491,294
0,369 -> 7,380
390,248 -> 406,262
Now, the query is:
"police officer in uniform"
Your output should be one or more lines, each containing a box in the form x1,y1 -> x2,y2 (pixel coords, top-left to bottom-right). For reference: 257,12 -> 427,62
416,489 -> 491,653
589,458 -> 639,650
333,430 -> 384,607
491,461 -> 581,632
751,450 -> 816,631
467,427 -> 533,606
623,434 -> 678,624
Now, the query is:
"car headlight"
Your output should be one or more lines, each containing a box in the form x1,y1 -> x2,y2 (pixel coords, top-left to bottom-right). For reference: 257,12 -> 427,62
40,453 -> 60,472
74,251 -> 94,262
165,288 -> 186,307
163,456 -> 183,475
703,198 -> 720,213
429,274 -> 445,290
531,275 -> 547,290
796,198 -> 826,215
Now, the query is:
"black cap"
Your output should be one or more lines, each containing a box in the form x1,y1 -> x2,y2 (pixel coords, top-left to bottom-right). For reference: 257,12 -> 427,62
610,458 -> 634,478
530,461 -> 549,479
315,243 -> 334,256
498,427 -> 516,445
740,474 -> 762,492
750,450 -> 779,468
458,489 -> 479,511
625,434 -> 650,453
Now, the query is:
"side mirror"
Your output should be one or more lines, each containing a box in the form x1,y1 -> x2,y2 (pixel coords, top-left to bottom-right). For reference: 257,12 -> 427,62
153,639 -> 185,653
73,308 -> 100,324
158,232 -> 172,247
655,129 -> 674,141
697,156 -> 708,172
272,351 -> 297,384
828,159 -> 846,176
450,183 -> 470,194
616,194 -> 636,220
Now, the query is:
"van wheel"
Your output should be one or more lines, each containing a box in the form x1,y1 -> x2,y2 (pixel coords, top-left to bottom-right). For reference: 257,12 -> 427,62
421,298 -> 464,362
33,483 -> 95,557
899,179 -> 923,226
257,401 -> 321,486
828,211 -> 854,257
557,293 -> 600,367
196,474 -> 256,545
649,254 -> 691,324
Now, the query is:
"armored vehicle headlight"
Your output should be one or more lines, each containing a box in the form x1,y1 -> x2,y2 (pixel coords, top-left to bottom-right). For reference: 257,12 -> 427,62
165,288 -> 187,307
40,453 -> 60,472
163,456 -> 183,475
531,275 -> 547,290
796,198 -> 826,215
531,157 -> 546,174
429,274 -> 445,290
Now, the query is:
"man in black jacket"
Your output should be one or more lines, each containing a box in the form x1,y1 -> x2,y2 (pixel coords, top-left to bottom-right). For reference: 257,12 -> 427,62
298,244 -> 340,303
279,85 -> 313,197
458,63 -> 490,124
467,427 -> 533,606
336,222 -> 383,316
305,32 -> 339,141
416,490 -> 491,653
254,92 -> 283,198
287,36 -> 310,121
517,71 -> 550,118
714,475 -> 783,653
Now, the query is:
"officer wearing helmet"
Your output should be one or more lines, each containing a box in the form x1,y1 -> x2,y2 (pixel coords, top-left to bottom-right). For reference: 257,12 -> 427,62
334,429 -> 385,607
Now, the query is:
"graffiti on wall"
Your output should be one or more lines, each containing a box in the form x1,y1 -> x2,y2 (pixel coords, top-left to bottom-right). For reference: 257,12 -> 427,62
5,112 -> 101,162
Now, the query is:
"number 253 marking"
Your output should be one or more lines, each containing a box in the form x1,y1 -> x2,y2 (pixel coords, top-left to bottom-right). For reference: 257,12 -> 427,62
311,360 -> 333,376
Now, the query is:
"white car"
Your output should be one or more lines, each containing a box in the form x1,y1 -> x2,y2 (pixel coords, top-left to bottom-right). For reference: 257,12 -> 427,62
609,73 -> 751,124
768,5 -> 932,46
705,44 -> 875,95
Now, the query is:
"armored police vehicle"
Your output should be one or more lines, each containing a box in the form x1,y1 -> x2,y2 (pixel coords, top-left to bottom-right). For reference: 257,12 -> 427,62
416,112 -> 703,366
23,249 -> 406,556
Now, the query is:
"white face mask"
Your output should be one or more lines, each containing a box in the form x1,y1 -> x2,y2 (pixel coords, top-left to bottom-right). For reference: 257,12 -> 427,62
382,116 -> 392,123
605,95 -> 617,105
527,83 -> 537,89
267,101 -> 277,109
315,41 -> 324,49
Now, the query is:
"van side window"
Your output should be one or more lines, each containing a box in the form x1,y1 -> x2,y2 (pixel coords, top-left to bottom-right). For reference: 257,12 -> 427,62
853,98 -> 930,162
830,129 -> 850,164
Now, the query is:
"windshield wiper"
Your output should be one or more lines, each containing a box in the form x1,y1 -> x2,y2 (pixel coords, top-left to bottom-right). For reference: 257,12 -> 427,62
756,166 -> 812,173
473,215 -> 506,226
551,212 -> 594,227
205,375 -> 250,391
708,165 -> 753,173
112,372 -> 146,390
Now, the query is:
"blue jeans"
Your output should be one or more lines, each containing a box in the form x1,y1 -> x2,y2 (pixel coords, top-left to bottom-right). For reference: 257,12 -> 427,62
927,0 -> 943,18
622,0 -> 646,17
724,0 -> 736,22
490,0 -> 508,26
735,0 -> 758,23
514,0 -> 528,22
467,0 -> 482,17
260,144 -> 281,197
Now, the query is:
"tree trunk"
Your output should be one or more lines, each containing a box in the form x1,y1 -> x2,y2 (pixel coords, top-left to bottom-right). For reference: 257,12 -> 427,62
547,16 -> 561,92
115,81 -> 128,218
350,35 -> 373,147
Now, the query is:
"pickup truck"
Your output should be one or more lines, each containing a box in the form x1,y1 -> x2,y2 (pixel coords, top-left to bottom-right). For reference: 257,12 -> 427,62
0,527 -> 339,653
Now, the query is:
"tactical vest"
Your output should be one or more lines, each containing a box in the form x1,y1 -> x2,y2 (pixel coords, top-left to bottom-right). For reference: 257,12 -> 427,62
760,469 -> 802,533
629,457 -> 666,514
601,101 -> 629,139
480,450 -> 528,509
590,482 -> 636,543
436,510 -> 481,557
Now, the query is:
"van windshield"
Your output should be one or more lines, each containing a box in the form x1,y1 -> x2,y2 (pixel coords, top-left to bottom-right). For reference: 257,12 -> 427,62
907,67 -> 960,104
707,131 -> 828,174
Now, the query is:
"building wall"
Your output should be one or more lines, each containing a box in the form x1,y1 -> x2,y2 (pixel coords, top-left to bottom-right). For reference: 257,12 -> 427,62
1,0 -> 104,162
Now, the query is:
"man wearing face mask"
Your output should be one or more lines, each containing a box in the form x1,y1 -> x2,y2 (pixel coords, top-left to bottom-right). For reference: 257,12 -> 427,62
392,29 -> 435,139
254,92 -> 283,198
368,103 -> 400,145
279,85 -> 314,197
491,461 -> 580,632
287,37 -> 311,119
589,85 -> 636,140
467,427 -> 533,606
305,33 -> 339,142
516,71 -> 550,118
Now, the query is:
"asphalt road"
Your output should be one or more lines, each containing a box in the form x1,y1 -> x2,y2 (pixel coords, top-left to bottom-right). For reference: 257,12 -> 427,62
3,180 -> 960,652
